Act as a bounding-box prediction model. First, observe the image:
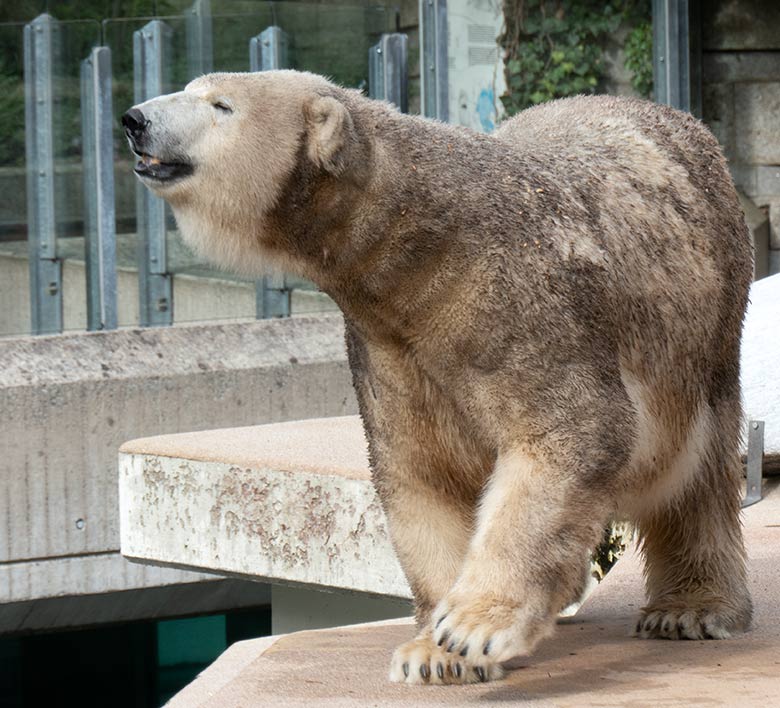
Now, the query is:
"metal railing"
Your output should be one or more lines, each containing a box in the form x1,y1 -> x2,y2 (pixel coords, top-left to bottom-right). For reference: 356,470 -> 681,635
16,5 -> 407,335
23,14 -> 62,335
133,20 -> 174,327
80,46 -> 118,331
250,25 -> 292,320
652,0 -> 702,116
419,0 -> 448,121
369,33 -> 408,113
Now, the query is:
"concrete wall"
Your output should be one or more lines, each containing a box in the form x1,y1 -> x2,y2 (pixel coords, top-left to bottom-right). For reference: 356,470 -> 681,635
0,315 -> 356,633
702,0 -> 780,274
0,248 -> 337,337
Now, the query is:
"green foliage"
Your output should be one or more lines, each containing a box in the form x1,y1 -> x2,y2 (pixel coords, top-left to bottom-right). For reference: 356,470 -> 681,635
500,0 -> 652,117
590,521 -> 633,582
0,61 -> 25,167
0,1 -> 183,23
624,20 -> 653,98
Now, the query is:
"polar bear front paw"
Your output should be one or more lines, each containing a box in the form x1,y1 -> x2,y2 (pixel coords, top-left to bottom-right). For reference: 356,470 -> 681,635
431,592 -> 551,666
388,632 -> 504,685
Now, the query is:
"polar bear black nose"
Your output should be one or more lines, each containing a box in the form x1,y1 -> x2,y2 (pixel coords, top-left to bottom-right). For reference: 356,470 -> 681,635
122,108 -> 148,138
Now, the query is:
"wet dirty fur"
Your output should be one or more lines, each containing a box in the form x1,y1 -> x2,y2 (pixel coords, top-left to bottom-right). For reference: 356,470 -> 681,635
131,71 -> 754,685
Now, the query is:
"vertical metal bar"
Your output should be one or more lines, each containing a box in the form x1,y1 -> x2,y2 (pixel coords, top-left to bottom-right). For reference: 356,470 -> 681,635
652,0 -> 701,116
256,274 -> 290,319
250,26 -> 291,318
81,47 -> 117,331
369,33 -> 408,112
249,26 -> 289,72
688,0 -> 702,118
420,0 -> 448,121
134,20 -> 173,326
24,13 -> 62,334
382,34 -> 409,113
742,420 -> 764,508
368,42 -> 384,101
186,0 -> 213,80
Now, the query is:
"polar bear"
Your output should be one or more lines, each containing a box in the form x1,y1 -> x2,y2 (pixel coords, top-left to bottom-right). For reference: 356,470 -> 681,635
124,71 -> 753,685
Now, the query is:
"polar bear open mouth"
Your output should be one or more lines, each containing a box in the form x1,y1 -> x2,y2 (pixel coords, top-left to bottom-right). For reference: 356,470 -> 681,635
133,151 -> 193,182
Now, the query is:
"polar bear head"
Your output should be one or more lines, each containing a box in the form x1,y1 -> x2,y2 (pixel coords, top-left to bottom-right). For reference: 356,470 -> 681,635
122,71 -> 366,277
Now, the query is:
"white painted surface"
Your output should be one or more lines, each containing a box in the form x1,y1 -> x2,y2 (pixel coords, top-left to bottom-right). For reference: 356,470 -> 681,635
447,0 -> 506,132
742,273 -> 780,457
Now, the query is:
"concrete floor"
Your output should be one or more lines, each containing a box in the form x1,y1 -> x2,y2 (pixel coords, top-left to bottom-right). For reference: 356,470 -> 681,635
169,479 -> 780,707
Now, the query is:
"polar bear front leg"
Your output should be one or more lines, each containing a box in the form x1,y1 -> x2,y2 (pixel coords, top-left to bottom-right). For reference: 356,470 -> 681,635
430,448 -> 611,667
384,486 -> 505,684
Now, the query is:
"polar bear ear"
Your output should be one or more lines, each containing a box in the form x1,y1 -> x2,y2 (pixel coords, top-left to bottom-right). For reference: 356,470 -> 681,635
305,95 -> 354,174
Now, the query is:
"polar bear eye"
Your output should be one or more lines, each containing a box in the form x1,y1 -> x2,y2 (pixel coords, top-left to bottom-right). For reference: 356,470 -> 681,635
212,98 -> 234,113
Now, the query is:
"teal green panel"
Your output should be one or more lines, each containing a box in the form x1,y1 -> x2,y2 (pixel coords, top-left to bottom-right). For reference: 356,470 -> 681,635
157,614 -> 227,667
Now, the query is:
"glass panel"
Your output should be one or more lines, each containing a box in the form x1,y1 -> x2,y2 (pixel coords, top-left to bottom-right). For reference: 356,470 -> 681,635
107,4 -> 395,326
54,19 -> 102,334
105,15 -> 189,328
0,19 -> 100,337
0,22 -> 28,336
2,4 -> 401,337
52,20 -> 102,263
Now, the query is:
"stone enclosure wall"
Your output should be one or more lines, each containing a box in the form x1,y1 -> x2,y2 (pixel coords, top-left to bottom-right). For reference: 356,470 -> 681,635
702,0 -> 780,273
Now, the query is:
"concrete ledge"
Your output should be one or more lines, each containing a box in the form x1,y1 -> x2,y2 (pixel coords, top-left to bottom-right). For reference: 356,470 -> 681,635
119,417 -> 409,599
1,314 -> 356,624
168,481 -> 780,707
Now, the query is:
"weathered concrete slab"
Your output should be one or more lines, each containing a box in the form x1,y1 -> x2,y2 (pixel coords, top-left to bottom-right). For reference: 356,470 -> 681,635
119,416 -> 409,599
168,480 -> 780,707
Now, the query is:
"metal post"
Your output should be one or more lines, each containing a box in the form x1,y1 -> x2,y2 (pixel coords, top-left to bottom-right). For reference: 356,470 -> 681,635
249,26 -> 289,72
254,274 -> 289,319
652,0 -> 701,116
80,47 -> 118,331
186,0 -> 213,80
134,20 -> 173,327
742,420 -> 764,508
250,26 -> 291,318
23,13 -> 62,334
368,33 -> 409,113
420,0 -> 448,121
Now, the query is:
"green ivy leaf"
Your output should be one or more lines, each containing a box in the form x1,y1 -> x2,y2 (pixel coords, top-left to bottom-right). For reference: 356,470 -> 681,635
500,0 -> 652,116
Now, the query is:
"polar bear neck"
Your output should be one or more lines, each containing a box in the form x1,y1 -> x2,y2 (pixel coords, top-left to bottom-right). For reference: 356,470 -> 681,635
258,102 -> 528,341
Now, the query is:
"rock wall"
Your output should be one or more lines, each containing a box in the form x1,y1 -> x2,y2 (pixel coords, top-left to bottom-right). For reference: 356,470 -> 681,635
702,0 -> 780,273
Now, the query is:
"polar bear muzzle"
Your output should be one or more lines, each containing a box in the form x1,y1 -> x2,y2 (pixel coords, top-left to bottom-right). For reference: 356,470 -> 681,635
122,107 -> 194,184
